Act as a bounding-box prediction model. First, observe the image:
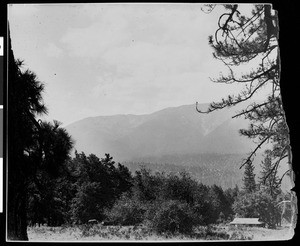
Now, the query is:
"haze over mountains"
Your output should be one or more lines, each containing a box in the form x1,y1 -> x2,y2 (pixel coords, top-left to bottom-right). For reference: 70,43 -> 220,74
65,102 -> 255,162
65,102 -> 292,190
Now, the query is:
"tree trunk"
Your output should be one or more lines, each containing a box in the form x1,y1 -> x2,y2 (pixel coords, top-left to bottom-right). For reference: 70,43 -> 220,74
7,194 -> 28,240
7,165 -> 29,240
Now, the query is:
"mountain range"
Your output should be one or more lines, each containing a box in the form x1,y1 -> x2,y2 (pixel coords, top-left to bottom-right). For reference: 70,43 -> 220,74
65,102 -> 292,190
65,102 -> 255,162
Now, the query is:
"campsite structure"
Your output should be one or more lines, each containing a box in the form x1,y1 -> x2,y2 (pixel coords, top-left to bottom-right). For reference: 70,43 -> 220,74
229,218 -> 265,228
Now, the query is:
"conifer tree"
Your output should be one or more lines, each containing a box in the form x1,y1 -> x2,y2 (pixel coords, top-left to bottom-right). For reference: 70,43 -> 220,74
259,150 -> 280,198
243,160 -> 256,193
198,4 -> 296,227
197,4 -> 291,185
8,30 -> 73,240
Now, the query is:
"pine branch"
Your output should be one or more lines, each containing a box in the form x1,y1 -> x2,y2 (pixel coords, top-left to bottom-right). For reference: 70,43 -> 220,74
232,102 -> 269,118
240,136 -> 270,169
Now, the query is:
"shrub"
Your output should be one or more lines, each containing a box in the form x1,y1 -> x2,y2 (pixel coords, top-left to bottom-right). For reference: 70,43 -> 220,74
233,190 -> 281,228
104,193 -> 147,226
229,231 -> 253,240
148,200 -> 202,235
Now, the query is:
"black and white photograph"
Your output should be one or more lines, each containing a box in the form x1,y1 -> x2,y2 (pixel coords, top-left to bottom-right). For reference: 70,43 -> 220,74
5,2 -> 297,242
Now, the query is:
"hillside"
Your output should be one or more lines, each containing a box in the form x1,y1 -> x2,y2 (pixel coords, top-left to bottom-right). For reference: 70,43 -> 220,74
122,152 -> 291,191
122,153 -> 249,189
66,102 -> 255,161
65,102 -> 292,190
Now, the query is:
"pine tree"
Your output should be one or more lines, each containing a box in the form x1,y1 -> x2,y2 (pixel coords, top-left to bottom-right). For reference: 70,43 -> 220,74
198,3 -> 295,229
243,160 -> 256,193
197,4 -> 291,186
8,30 -> 73,240
259,150 -> 280,198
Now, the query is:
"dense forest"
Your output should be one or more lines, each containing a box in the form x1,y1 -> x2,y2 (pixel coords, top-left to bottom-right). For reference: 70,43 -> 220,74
26,150 -> 291,233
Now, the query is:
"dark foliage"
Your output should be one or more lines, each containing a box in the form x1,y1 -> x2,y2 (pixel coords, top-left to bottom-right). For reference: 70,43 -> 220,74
233,190 -> 281,228
8,34 -> 73,240
259,150 -> 281,198
243,160 -> 257,193
104,168 -> 236,233
69,152 -> 133,224
148,200 -> 201,235
104,192 -> 147,226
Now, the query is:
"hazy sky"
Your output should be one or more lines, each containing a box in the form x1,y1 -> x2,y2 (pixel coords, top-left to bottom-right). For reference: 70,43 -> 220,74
8,3 -> 267,126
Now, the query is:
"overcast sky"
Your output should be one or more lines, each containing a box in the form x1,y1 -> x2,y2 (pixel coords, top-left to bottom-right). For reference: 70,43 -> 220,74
8,3 -> 268,126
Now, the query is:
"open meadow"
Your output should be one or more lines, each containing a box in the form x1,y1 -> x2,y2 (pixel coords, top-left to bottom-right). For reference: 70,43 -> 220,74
27,224 -> 294,242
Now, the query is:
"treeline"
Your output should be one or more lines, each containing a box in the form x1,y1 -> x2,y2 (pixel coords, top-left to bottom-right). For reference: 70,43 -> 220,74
26,152 -> 132,226
27,151 -> 292,234
26,151 -> 239,231
123,160 -> 241,189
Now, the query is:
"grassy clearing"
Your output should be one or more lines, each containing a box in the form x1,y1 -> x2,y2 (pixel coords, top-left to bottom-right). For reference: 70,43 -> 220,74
27,224 -> 294,242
